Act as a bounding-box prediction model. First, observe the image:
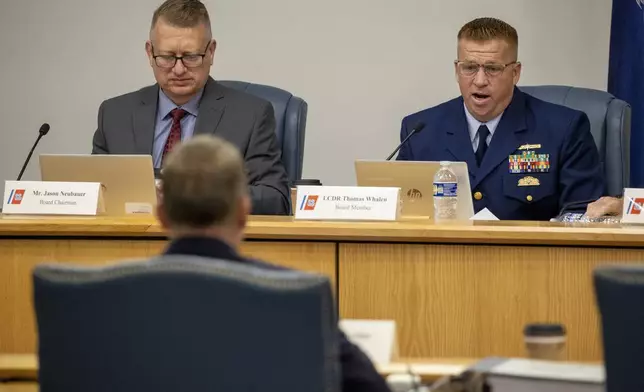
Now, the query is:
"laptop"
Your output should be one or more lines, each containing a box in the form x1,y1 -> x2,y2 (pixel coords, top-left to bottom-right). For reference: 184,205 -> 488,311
355,160 -> 474,220
39,154 -> 157,216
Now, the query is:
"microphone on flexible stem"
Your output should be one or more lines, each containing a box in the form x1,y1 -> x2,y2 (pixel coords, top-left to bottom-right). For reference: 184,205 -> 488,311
16,123 -> 50,181
385,122 -> 426,160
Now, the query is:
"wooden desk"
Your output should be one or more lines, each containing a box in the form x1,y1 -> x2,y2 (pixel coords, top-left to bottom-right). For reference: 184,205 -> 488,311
0,384 -> 37,392
0,355 -> 36,380
2,215 -> 644,361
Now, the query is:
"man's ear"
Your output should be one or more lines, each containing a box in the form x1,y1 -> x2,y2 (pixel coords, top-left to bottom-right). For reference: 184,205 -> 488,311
237,194 -> 251,230
207,39 -> 217,65
145,41 -> 155,67
513,62 -> 522,85
155,202 -> 170,230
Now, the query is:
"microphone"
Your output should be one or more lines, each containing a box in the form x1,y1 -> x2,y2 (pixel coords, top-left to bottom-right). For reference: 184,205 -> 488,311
16,123 -> 50,181
386,122 -> 426,160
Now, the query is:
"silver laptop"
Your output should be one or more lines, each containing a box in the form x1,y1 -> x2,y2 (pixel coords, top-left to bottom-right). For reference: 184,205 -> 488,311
355,160 -> 474,220
39,154 -> 157,216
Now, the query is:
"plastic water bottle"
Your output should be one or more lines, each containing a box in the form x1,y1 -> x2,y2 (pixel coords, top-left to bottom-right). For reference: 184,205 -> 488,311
433,161 -> 458,220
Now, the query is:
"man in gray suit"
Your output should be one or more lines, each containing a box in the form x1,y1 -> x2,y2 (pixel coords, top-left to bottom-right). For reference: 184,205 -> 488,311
91,0 -> 290,215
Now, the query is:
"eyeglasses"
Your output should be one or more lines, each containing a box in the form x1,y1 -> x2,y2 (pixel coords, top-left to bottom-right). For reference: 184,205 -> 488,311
151,42 -> 210,69
455,61 -> 519,77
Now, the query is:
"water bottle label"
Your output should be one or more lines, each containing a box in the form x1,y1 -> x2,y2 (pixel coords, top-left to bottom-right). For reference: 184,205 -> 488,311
433,182 -> 458,197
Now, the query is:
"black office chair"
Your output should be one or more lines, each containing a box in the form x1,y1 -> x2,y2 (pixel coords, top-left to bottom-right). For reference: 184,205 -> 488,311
520,85 -> 631,196
594,265 -> 644,391
33,256 -> 339,392
219,80 -> 308,186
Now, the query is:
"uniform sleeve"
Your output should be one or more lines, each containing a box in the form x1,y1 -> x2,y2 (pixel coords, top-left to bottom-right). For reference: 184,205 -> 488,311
396,118 -> 412,161
558,112 -> 605,210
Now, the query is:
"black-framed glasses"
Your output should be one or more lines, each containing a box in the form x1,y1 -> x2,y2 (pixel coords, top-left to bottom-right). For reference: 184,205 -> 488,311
151,42 -> 211,69
455,60 -> 519,77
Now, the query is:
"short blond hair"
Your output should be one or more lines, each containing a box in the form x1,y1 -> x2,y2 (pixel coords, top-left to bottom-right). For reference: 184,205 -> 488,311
151,0 -> 211,33
160,135 -> 247,228
458,17 -> 519,59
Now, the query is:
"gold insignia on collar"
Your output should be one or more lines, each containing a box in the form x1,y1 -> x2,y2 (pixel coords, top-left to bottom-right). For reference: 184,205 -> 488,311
518,144 -> 542,151
518,176 -> 540,187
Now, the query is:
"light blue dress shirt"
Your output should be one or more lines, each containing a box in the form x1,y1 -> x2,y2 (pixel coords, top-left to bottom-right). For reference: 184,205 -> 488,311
463,103 -> 504,151
152,88 -> 204,168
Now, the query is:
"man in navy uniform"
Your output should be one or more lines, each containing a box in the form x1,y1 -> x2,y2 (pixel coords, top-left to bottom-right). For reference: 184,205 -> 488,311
397,17 -> 604,220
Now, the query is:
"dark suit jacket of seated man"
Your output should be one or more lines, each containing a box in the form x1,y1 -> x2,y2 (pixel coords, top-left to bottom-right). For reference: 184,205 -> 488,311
165,236 -> 392,392
397,87 -> 605,220
157,134 -> 392,392
91,77 -> 290,215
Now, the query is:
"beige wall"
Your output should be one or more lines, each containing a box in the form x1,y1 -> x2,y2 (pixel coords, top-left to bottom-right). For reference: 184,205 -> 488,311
0,0 -> 611,196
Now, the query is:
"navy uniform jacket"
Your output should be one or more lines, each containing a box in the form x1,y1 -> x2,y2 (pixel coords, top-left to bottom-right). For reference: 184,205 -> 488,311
164,236 -> 392,392
397,88 -> 605,220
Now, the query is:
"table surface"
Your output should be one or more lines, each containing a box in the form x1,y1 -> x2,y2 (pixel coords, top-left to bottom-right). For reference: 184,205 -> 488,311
1,215 -> 643,246
0,355 -> 37,379
0,216 -> 632,362
0,353 -> 474,382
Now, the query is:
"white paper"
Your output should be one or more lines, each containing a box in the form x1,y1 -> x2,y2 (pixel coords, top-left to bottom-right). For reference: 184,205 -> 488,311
340,319 -> 397,365
470,207 -> 499,221
125,202 -> 153,214
491,358 -> 604,383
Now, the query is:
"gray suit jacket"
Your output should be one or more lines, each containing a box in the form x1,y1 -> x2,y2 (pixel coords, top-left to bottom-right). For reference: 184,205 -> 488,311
91,77 -> 290,215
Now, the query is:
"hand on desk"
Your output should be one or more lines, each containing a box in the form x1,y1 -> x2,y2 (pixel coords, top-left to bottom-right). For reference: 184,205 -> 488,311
585,196 -> 622,219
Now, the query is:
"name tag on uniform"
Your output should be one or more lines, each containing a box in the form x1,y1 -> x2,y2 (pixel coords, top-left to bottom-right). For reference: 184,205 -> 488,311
509,150 -> 550,174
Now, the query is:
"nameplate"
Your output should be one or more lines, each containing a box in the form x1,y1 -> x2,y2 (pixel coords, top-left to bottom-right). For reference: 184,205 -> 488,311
620,188 -> 644,224
294,186 -> 400,221
3,181 -> 104,216
340,319 -> 398,365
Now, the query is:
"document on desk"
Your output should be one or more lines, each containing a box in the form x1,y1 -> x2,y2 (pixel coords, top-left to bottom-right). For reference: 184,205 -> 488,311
339,319 -> 397,365
469,208 -> 499,221
472,357 -> 604,392
491,358 -> 604,383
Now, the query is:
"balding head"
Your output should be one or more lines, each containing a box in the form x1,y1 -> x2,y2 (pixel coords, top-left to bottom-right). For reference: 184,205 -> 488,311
156,135 -> 250,242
